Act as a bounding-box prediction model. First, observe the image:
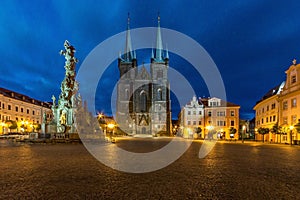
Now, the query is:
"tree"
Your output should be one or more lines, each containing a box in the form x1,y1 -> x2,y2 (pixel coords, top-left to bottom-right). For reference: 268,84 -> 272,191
5,120 -> 17,132
271,123 -> 282,143
229,127 -> 237,138
258,127 -> 269,143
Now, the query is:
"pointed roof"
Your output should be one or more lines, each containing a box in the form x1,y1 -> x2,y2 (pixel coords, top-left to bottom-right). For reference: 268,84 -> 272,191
155,14 -> 163,61
136,65 -> 151,80
123,13 -> 133,62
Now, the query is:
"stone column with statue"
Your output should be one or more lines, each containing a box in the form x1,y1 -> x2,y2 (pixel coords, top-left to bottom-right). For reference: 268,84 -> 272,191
46,40 -> 80,134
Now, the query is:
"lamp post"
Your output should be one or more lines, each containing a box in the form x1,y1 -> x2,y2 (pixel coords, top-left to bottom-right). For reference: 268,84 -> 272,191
289,125 -> 294,145
242,125 -> 246,143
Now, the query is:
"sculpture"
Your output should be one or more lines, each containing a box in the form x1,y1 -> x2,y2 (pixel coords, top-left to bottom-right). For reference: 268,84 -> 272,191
50,40 -> 79,133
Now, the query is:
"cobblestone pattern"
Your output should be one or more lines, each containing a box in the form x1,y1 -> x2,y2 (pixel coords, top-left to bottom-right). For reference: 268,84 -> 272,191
0,139 -> 300,199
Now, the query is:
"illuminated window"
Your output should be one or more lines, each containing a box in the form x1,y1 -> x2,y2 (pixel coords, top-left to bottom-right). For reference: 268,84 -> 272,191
283,101 -> 288,110
230,111 -> 235,116
291,98 -> 297,108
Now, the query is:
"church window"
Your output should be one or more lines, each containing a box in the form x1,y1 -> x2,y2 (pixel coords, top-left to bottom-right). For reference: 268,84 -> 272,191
125,89 -> 129,100
140,91 -> 147,112
157,89 -> 162,100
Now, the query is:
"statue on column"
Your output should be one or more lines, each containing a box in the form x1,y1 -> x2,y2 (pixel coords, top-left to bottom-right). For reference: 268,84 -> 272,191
50,40 -> 79,133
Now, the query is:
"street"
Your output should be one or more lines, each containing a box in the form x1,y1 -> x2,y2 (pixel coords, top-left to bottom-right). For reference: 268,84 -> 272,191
0,139 -> 299,199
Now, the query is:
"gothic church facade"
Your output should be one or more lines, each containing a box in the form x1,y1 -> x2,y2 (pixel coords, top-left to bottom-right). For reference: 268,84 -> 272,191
116,16 -> 171,136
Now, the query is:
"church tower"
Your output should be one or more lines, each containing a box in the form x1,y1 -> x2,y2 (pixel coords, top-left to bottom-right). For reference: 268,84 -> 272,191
150,15 -> 171,135
116,14 -> 137,135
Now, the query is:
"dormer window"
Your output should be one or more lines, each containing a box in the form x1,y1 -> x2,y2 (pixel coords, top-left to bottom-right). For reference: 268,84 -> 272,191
291,75 -> 296,84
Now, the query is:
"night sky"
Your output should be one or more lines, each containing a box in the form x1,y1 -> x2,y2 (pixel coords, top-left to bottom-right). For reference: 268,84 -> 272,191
1,0 -> 300,120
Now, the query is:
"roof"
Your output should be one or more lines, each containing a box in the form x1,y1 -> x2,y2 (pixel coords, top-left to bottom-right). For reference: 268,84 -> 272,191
200,98 -> 240,107
0,87 -> 52,108
255,81 -> 285,105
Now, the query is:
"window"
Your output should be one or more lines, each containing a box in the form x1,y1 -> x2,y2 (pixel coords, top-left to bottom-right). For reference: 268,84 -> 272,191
125,89 -> 129,100
208,111 -> 212,117
27,109 -> 29,114
283,117 -> 288,125
2,103 -> 4,109
273,115 -> 276,122
217,121 -> 226,126
231,120 -> 234,126
32,110 -> 35,115
188,111 -> 191,115
193,111 -> 196,115
266,117 -> 268,123
292,115 -> 297,124
187,121 -> 191,125
16,117 -> 18,121
140,92 -> 147,112
199,111 -> 202,115
198,121 -> 202,125
230,111 -> 235,116
21,107 -> 24,113
270,116 -> 272,122
261,118 -> 264,124
262,108 -> 264,113
157,89 -> 162,100
271,103 -> 276,109
283,101 -> 288,110
291,75 -> 297,84
15,106 -> 18,112
193,121 -> 196,125
267,106 -> 269,111
292,98 -> 297,108
8,105 -> 11,110
217,111 -> 225,116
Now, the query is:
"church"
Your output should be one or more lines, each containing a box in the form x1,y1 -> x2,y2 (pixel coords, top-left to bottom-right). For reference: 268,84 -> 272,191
116,15 -> 171,136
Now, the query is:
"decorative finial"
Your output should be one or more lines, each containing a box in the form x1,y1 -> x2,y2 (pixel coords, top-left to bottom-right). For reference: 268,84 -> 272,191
293,58 -> 297,65
127,12 -> 130,25
158,11 -> 160,23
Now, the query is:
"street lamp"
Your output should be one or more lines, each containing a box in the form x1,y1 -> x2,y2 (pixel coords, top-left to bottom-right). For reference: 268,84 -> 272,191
242,125 -> 246,143
289,125 -> 294,145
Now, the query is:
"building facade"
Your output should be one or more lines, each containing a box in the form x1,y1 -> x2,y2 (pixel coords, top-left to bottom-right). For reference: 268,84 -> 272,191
253,82 -> 285,142
178,96 -> 204,138
278,59 -> 300,144
254,59 -> 300,144
0,87 -> 52,134
116,16 -> 171,136
178,97 -> 240,140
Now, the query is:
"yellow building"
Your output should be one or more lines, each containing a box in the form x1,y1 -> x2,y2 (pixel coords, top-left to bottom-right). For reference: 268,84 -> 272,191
0,87 -> 52,134
200,97 -> 240,140
253,82 -> 285,142
278,59 -> 300,145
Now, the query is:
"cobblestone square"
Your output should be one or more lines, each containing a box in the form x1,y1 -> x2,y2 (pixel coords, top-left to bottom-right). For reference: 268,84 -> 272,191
0,139 -> 300,199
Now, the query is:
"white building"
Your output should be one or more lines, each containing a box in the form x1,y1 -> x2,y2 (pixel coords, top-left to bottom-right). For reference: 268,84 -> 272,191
178,96 -> 204,138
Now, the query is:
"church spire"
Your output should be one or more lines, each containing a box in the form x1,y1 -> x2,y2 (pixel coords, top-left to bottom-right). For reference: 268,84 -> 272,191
155,13 -> 163,61
124,13 -> 133,61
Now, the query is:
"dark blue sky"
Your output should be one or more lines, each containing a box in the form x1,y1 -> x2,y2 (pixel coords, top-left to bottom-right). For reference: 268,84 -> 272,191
1,0 -> 300,119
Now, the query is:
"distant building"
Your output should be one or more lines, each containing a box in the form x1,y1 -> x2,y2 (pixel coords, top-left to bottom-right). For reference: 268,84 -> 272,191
0,87 -> 52,134
178,96 -> 240,140
116,15 -> 171,136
